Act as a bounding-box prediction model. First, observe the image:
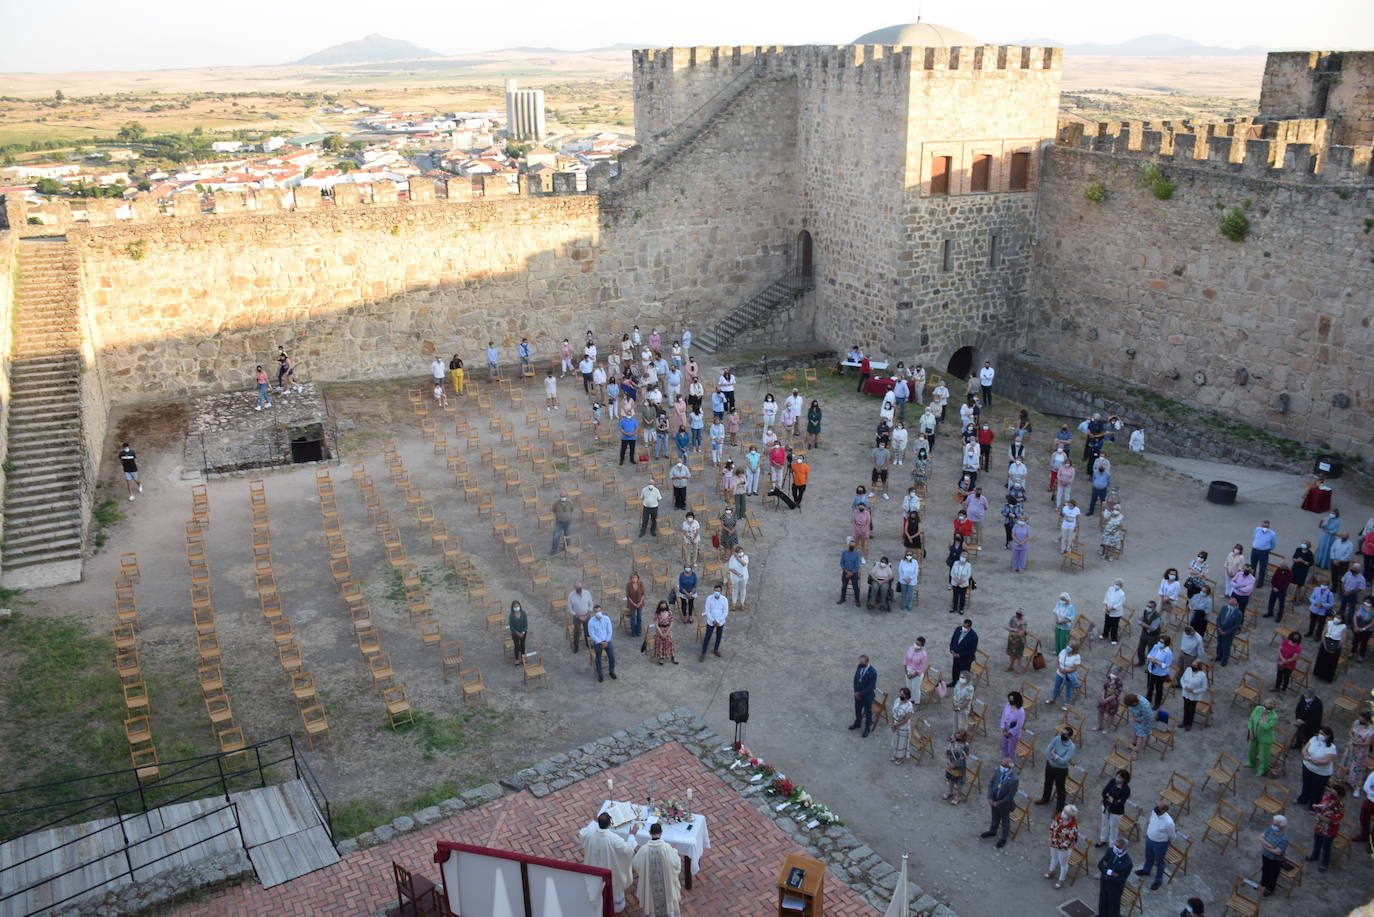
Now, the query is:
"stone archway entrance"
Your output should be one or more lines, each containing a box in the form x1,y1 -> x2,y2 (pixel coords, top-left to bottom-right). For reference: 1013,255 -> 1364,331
796,230 -> 813,278
946,345 -> 976,381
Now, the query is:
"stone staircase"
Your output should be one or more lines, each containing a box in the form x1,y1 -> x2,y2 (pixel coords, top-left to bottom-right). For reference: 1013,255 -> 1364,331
693,275 -> 813,355
606,67 -> 769,196
3,237 -> 85,587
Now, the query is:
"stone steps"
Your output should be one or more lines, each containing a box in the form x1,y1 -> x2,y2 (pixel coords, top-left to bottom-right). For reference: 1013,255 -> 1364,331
3,238 -> 87,586
693,277 -> 811,354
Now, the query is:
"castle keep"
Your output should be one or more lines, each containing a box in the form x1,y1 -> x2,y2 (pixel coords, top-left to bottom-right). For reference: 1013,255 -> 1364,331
0,29 -> 1372,585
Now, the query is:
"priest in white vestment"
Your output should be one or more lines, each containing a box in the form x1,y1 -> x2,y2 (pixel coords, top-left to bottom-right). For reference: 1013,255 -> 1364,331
579,812 -> 638,913
631,823 -> 682,917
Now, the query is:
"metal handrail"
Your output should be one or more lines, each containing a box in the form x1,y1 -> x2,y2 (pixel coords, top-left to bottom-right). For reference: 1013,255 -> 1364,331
0,735 -> 299,841
287,735 -> 335,845
0,798 -> 245,915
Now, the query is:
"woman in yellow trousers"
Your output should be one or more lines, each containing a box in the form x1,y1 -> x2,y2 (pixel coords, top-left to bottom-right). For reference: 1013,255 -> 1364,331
449,355 -> 465,395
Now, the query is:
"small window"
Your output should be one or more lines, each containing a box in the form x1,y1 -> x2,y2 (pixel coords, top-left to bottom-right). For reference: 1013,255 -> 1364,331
941,239 -> 953,272
989,234 -> 1001,267
930,156 -> 952,195
970,154 -> 991,192
1009,151 -> 1031,191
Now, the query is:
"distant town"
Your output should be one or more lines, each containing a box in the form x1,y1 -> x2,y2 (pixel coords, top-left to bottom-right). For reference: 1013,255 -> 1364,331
0,81 -> 631,212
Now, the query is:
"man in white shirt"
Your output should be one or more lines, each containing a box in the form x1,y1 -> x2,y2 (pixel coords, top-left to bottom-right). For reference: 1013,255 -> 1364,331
430,357 -> 446,386
1136,799 -> 1177,889
669,460 -> 690,510
567,582 -> 595,653
587,605 -> 616,682
700,584 -> 729,661
728,546 -> 750,610
579,812 -> 638,912
979,361 -> 996,405
1101,579 -> 1126,644
680,512 -> 700,566
639,478 -> 662,538
1051,643 -> 1082,707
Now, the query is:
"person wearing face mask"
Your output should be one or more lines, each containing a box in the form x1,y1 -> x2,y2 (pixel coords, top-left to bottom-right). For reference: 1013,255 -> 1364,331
1051,593 -> 1076,653
1251,520 -> 1277,586
903,637 -> 928,702
1036,726 -> 1078,813
1096,835 -> 1134,917
1291,541 -> 1316,602
976,422 -> 995,472
550,491 -> 575,555
1157,568 -> 1182,615
892,549 -> 918,611
507,600 -> 528,664
1135,798 -> 1177,890
980,757 -> 1019,849
949,619 -> 979,686
1316,509 -> 1341,568
676,564 -> 698,621
949,551 -> 972,615
699,583 -> 728,661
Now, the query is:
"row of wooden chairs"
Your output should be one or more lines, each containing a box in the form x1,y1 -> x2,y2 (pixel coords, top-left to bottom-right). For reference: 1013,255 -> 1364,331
112,560 -> 161,783
183,517 -> 248,767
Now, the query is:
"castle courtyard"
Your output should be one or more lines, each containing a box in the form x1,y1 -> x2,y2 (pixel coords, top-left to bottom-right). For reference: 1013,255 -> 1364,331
4,356 -> 1370,916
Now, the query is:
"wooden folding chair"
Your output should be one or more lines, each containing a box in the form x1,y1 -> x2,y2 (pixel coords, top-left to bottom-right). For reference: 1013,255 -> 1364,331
197,634 -> 221,666
906,718 -> 934,764
1016,728 -> 1037,767
420,619 -> 442,649
123,681 -> 149,715
204,691 -> 234,731
357,628 -> 381,660
119,552 -> 141,583
460,667 -> 486,703
1160,771 -> 1195,814
278,643 -> 303,677
384,686 -> 414,729
1221,876 -> 1262,917
124,715 -> 152,747
1008,791 -> 1033,839
1249,780 -> 1289,822
1202,799 -> 1243,852
300,704 -> 331,749
522,651 -> 549,690
1100,739 -> 1132,777
1231,672 -> 1263,709
370,652 -> 396,690
1202,752 -> 1241,796
967,698 -> 989,737
291,672 -> 318,707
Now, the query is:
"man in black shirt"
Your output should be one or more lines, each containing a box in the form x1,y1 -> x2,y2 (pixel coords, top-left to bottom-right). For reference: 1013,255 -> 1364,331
118,442 -> 142,502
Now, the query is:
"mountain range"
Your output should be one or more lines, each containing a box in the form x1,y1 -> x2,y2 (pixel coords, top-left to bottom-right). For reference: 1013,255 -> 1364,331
290,32 -> 1268,67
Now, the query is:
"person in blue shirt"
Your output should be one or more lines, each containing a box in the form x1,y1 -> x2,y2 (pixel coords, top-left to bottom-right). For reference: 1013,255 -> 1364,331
518,337 -> 532,373
710,389 -> 726,420
674,425 -> 691,463
586,606 -> 616,682
688,408 -> 704,450
486,342 -> 500,381
676,565 -> 698,621
1087,457 -> 1112,516
1251,521 -> 1278,587
838,540 -> 863,606
618,415 -> 638,465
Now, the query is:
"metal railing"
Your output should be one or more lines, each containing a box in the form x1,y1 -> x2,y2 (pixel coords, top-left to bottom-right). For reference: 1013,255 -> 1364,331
0,735 -> 331,915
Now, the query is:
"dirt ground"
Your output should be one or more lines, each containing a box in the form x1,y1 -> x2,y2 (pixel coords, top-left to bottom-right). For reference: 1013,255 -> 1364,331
2,356 -> 1371,915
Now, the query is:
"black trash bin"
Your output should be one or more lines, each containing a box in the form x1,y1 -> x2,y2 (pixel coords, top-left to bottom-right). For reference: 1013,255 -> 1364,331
1314,456 -> 1343,480
1206,480 -> 1238,505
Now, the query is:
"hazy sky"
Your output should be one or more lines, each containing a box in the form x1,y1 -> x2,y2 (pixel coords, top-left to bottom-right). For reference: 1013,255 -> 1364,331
1,0 -> 1371,72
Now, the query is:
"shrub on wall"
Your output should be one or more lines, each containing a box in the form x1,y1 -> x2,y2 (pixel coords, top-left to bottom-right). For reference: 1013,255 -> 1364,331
1219,206 -> 1250,242
1137,164 -> 1176,200
1083,180 -> 1107,203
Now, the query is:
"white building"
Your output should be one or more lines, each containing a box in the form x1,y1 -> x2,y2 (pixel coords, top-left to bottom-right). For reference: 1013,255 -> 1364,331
504,79 -> 546,141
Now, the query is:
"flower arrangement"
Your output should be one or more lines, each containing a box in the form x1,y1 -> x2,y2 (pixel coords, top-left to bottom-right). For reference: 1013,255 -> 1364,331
655,797 -> 692,824
728,745 -> 843,826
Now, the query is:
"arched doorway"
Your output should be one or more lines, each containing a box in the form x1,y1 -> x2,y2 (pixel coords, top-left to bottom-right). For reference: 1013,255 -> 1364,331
946,346 -> 976,381
796,230 -> 813,278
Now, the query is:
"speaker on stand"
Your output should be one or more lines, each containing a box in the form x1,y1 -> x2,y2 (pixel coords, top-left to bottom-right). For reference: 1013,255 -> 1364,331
729,690 -> 749,748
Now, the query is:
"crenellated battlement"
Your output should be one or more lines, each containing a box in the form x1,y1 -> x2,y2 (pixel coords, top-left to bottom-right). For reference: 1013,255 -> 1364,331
7,175 -> 598,233
1054,117 -> 1373,184
632,43 -> 1061,75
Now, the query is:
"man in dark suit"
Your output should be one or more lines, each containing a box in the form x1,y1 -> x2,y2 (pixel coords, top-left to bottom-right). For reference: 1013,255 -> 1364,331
979,757 -> 1019,848
948,619 -> 979,686
849,655 -> 877,737
1096,836 -> 1134,917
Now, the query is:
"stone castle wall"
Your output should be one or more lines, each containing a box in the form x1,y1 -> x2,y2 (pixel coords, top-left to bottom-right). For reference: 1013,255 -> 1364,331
1260,51 -> 1374,146
0,228 -> 14,552
67,70 -> 797,406
1027,144 -> 1374,458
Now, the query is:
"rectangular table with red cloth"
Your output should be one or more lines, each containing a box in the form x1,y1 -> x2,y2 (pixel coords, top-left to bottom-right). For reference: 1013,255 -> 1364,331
861,375 -> 898,397
1301,486 -> 1332,514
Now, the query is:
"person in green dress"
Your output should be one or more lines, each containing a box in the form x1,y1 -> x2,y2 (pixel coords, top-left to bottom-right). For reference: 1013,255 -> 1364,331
805,400 -> 823,449
1247,696 -> 1280,776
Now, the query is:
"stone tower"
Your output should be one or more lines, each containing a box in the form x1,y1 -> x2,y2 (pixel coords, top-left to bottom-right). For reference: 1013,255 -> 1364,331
629,24 -> 1063,372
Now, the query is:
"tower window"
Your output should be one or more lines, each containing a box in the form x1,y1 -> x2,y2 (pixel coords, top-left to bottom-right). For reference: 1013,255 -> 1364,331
989,234 -> 1001,267
941,239 -> 954,272
1009,151 -> 1031,190
970,154 -> 991,192
930,156 -> 952,195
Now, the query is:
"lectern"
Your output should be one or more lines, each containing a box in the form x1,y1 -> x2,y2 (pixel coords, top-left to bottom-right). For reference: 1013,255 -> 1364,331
776,853 -> 824,916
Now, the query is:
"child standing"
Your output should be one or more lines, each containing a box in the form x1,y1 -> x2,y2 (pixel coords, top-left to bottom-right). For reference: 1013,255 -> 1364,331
544,370 -> 558,410
709,419 -> 725,465
726,409 -> 740,447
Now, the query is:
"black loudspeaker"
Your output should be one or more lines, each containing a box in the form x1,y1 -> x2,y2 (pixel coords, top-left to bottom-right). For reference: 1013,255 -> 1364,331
729,690 -> 749,723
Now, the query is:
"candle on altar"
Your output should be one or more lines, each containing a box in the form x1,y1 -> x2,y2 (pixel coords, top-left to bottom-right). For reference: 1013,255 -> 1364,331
607,778 -> 614,795
686,788 -> 693,803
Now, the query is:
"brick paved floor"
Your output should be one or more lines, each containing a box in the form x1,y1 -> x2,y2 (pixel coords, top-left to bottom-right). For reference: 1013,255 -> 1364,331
173,742 -> 880,916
